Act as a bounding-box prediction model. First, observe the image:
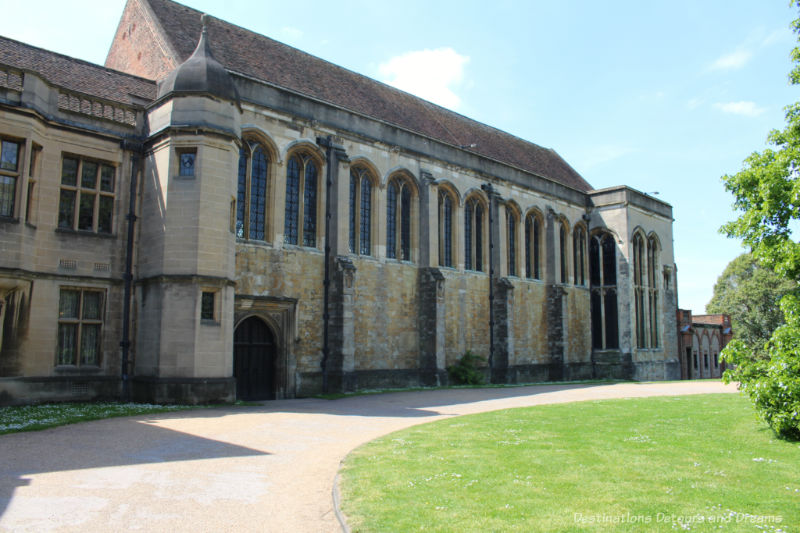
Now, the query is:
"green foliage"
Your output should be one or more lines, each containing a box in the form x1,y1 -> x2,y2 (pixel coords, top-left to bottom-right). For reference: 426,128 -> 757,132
722,294 -> 800,440
447,351 -> 486,385
719,3 -> 800,440
707,253 -> 795,355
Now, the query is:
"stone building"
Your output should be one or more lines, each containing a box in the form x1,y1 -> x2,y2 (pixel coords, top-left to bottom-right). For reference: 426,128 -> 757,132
0,0 -> 681,405
676,310 -> 732,379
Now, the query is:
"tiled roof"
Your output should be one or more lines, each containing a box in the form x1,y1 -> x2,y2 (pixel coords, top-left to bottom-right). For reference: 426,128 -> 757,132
144,0 -> 593,192
0,36 -> 156,105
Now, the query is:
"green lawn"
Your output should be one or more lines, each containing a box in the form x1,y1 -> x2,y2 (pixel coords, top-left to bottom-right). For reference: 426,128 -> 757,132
340,394 -> 799,532
0,402 -> 194,434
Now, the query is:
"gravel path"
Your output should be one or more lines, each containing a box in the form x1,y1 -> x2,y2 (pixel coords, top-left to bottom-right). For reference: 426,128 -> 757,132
0,380 -> 737,532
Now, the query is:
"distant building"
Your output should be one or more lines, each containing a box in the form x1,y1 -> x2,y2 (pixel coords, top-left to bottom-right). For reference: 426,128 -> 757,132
676,310 -> 732,379
0,0 -> 682,405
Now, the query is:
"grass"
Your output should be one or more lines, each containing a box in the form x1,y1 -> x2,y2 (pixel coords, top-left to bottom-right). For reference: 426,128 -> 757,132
0,402 -> 196,435
340,394 -> 799,532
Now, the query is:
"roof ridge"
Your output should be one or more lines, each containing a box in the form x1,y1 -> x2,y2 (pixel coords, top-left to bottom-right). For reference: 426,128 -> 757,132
0,34 -> 156,85
141,0 -> 593,192
147,0 -> 559,153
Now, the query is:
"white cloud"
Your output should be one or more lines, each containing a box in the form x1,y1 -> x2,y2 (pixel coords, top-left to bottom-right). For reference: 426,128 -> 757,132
710,49 -> 753,70
713,101 -> 765,117
378,48 -> 469,110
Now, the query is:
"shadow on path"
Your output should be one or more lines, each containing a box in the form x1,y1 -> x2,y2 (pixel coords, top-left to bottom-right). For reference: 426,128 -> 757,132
0,410 -> 269,520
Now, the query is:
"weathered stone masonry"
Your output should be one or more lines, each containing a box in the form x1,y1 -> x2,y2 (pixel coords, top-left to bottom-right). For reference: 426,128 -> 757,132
0,0 -> 682,404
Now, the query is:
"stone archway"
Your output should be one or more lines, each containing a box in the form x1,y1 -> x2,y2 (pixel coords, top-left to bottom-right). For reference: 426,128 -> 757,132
233,316 -> 277,400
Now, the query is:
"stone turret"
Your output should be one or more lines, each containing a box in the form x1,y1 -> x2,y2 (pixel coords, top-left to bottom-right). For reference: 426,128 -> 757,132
134,15 -> 242,403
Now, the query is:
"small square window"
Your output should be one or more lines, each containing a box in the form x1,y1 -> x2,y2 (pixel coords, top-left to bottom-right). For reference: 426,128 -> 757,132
201,291 -> 216,321
179,151 -> 196,177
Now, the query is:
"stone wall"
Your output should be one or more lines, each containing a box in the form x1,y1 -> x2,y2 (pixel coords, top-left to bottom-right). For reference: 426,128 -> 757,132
352,258 -> 418,372
442,270 -> 491,368
511,279 -> 549,366
235,244 -> 325,375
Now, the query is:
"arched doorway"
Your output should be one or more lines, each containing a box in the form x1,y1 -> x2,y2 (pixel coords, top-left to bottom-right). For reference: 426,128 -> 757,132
234,316 -> 276,400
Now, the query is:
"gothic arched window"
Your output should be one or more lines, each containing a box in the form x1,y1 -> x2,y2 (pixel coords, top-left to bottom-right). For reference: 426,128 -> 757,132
507,208 -> 518,276
524,211 -> 542,280
633,233 -> 647,348
647,235 -> 660,347
558,220 -> 568,284
349,167 -> 374,256
438,189 -> 455,268
285,152 -> 319,247
387,176 -> 413,261
590,232 -> 619,350
573,225 -> 587,286
464,196 -> 485,272
236,140 -> 269,240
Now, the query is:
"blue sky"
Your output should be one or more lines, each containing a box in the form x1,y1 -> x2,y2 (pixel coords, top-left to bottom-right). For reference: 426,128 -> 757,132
2,0 -> 797,313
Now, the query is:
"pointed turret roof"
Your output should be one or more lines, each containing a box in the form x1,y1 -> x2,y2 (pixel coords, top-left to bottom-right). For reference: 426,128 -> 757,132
157,14 -> 239,105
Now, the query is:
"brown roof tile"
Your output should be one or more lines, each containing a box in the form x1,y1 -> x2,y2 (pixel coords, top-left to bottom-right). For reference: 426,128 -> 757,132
693,315 -> 726,326
0,35 -> 156,105
144,0 -> 593,192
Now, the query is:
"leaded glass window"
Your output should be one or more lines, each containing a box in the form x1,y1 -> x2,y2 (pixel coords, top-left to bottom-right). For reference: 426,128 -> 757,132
524,212 -> 542,280
507,209 -> 517,276
236,141 -> 270,241
400,185 -> 411,260
57,288 -> 104,367
303,161 -> 317,247
464,196 -> 484,272
438,190 -> 454,267
573,225 -> 586,286
590,233 -> 619,350
58,156 -> 115,233
387,177 -> 413,261
284,152 -> 319,247
285,156 -> 300,244
633,233 -> 646,348
0,139 -> 20,218
387,181 -> 397,259
349,167 -> 373,256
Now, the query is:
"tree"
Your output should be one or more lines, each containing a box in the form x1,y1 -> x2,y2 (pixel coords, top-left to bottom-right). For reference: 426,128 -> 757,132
707,253 -> 795,355
719,2 -> 800,440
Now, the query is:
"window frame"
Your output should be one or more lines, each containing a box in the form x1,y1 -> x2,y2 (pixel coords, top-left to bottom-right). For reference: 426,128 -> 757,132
573,224 -> 587,286
438,188 -> 456,268
56,287 -> 105,368
349,166 -> 375,256
506,207 -> 518,277
387,175 -> 414,261
284,151 -> 320,248
590,232 -> 619,350
524,211 -> 543,280
236,140 -> 270,241
200,289 -> 220,323
177,148 -> 197,178
633,231 -> 661,349
558,219 -> 569,284
0,137 -> 23,219
57,155 -> 116,235
464,195 -> 486,272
